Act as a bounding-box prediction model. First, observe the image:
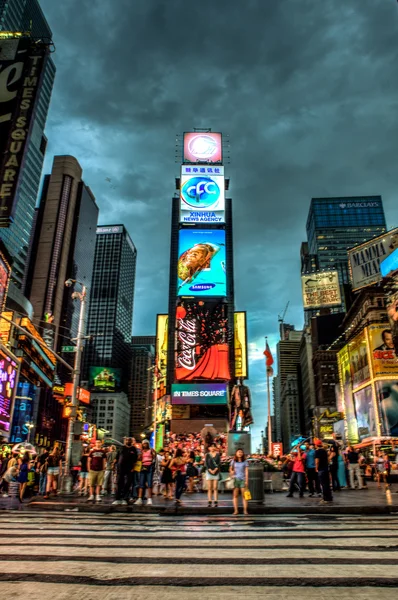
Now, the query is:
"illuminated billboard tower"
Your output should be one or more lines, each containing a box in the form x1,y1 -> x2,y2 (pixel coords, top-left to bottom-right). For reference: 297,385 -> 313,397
165,130 -> 249,437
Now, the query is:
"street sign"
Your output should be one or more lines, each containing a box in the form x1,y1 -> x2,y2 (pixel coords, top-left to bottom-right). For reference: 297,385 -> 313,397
61,346 -> 76,353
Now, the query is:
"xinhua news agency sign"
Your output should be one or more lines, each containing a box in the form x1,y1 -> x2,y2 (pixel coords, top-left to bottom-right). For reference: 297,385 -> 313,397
348,228 -> 398,291
0,37 -> 49,226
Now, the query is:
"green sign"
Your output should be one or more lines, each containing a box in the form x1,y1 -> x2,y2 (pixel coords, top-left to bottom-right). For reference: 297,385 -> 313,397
61,346 -> 76,353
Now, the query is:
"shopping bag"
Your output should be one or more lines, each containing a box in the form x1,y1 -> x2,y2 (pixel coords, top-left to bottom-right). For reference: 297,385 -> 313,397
244,489 -> 252,501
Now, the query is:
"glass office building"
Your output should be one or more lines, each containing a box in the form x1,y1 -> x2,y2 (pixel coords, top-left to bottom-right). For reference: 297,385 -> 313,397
0,0 -> 56,288
306,196 -> 387,285
83,226 -> 137,388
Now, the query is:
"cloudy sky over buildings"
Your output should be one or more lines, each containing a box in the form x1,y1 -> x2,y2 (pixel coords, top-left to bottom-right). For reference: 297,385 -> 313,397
40,0 -> 398,445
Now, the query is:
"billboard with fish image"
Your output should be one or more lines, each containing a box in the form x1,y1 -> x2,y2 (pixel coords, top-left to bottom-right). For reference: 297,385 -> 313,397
177,229 -> 226,297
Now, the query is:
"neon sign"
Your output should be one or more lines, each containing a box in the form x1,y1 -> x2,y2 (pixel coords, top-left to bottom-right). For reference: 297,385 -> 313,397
0,347 -> 18,436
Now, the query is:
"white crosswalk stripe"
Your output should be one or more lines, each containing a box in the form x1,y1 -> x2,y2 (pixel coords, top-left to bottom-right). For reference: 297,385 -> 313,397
0,512 -> 398,599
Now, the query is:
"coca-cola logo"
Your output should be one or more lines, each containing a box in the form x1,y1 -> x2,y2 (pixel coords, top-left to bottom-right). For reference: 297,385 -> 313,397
177,318 -> 196,371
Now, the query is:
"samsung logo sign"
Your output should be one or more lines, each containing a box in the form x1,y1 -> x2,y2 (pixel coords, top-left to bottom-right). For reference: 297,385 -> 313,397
339,202 -> 379,209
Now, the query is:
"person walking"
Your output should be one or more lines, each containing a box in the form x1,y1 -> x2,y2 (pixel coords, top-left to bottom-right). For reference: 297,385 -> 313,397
161,450 -> 174,499
205,444 -> 221,507
305,443 -> 321,497
315,442 -> 333,504
17,452 -> 30,502
102,445 -> 117,495
113,437 -> 138,505
170,448 -> 187,504
229,449 -> 249,515
346,446 -> 364,489
78,447 -> 90,496
286,448 -> 306,498
329,441 -> 341,492
44,447 -> 62,499
337,451 -> 347,488
87,440 -> 107,502
135,440 -> 156,506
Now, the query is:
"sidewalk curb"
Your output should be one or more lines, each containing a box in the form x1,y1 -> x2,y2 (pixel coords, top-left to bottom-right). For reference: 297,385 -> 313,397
13,500 -> 398,516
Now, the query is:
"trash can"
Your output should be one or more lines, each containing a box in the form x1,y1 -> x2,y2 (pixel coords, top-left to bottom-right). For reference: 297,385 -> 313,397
248,463 -> 264,503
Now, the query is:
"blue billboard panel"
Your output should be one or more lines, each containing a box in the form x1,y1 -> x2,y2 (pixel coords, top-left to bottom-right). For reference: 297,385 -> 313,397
177,229 -> 226,297
171,383 -> 228,405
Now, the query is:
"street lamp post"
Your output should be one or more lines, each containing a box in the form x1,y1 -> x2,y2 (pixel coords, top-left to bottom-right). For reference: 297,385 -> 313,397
62,279 -> 87,493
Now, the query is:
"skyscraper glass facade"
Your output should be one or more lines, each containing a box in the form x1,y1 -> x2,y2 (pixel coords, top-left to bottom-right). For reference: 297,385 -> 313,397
83,226 -> 136,385
306,196 -> 387,284
0,0 -> 55,287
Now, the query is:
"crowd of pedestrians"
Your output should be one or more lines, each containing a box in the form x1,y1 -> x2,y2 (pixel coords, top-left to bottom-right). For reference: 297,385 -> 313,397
1,432 -> 396,507
283,436 -> 396,504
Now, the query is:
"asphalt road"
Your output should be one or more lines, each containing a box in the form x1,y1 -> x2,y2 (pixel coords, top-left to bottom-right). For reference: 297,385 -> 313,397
0,511 -> 398,598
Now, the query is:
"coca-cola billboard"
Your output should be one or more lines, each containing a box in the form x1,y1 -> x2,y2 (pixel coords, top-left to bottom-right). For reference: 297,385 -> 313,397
175,301 -> 231,381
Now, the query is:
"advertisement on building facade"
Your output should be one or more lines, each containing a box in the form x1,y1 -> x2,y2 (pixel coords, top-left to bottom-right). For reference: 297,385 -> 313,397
0,345 -> 19,439
376,380 -> 398,436
234,312 -> 248,380
348,228 -> 398,291
0,249 -> 11,312
0,311 -> 13,345
337,344 -> 358,442
301,270 -> 341,309
0,38 -> 49,226
175,301 -> 230,381
317,409 -> 345,439
348,330 -> 370,390
180,166 -> 225,224
353,386 -> 377,440
171,383 -> 228,404
368,324 -> 398,378
88,367 -> 121,392
177,229 -> 226,297
155,314 -> 168,383
183,132 -> 222,164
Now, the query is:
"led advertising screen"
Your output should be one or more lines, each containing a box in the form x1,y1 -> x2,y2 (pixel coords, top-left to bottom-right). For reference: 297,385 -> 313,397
180,165 -> 224,224
348,330 -> 370,391
348,228 -> 398,291
183,132 -> 222,164
353,386 -> 377,440
89,367 -> 121,392
337,344 -> 358,443
381,248 -> 398,278
172,383 -> 228,405
177,229 -> 226,297
155,314 -> 168,382
0,346 -> 19,438
376,380 -> 398,436
175,301 -> 230,381
234,312 -> 248,379
301,270 -> 341,309
368,324 -> 398,378
0,250 -> 11,313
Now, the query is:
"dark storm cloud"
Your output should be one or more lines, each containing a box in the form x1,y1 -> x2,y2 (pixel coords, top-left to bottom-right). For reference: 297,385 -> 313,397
40,0 -> 398,442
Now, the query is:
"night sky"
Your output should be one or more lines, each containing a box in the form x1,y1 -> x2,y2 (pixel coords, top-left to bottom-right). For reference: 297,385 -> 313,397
40,0 -> 398,448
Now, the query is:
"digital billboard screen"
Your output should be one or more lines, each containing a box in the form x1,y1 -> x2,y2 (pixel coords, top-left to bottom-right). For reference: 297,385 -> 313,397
172,383 -> 228,404
89,367 -> 121,392
175,301 -> 230,381
376,380 -> 398,436
183,132 -> 222,164
353,386 -> 377,440
0,346 -> 19,438
180,165 -> 224,224
177,229 -> 226,297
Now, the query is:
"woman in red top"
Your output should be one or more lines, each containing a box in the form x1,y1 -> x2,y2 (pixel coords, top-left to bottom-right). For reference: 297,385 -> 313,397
135,440 -> 156,506
286,448 -> 306,498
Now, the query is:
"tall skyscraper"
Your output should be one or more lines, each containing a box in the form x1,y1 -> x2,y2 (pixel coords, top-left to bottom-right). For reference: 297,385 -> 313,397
166,131 -> 240,439
130,336 -> 155,439
276,328 -> 302,448
0,1 -> 56,287
305,196 -> 386,284
25,156 -> 99,353
83,225 -> 137,389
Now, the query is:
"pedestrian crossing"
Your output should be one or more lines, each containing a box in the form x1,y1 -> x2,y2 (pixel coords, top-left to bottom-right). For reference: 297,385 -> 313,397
0,512 -> 397,598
